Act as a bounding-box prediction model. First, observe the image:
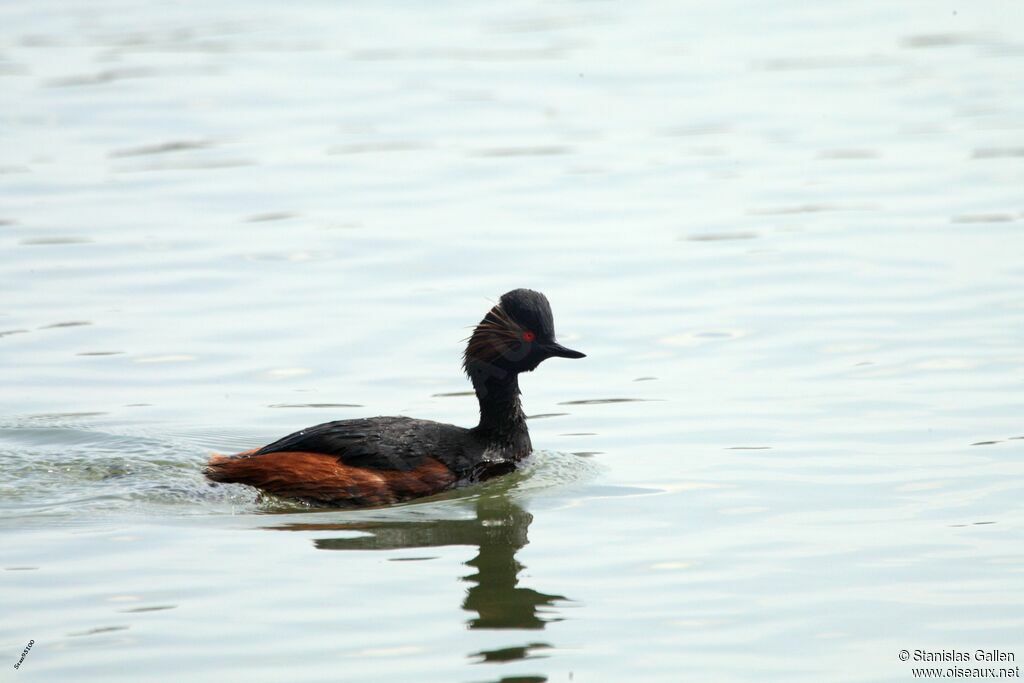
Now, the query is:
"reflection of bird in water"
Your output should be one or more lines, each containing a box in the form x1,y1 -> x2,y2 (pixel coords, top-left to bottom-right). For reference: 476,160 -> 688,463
462,496 -> 565,630
273,495 -> 567,631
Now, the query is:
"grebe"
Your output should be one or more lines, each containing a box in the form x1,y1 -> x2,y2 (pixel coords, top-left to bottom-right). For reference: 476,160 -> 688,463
205,289 -> 585,506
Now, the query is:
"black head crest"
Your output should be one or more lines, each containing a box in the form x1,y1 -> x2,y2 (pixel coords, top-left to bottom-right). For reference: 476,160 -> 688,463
463,289 -> 582,376
498,289 -> 555,340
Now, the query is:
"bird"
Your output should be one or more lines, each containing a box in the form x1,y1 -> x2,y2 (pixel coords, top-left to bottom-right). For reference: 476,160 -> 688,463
205,288 -> 585,507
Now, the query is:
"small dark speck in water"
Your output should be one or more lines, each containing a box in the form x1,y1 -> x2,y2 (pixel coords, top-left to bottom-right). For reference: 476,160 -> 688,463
0,329 -> 29,338
1010,436 -> 1024,440
126,158 -> 256,172
77,351 -> 124,356
246,211 -> 297,222
561,432 -> 597,436
20,237 -> 93,245
0,218 -> 16,226
525,412 -> 569,420
40,321 -> 93,329
124,403 -> 152,407
973,521 -> 996,525
28,411 -> 107,419
749,203 -> 876,215
485,15 -> 606,33
18,34 -> 61,47
685,232 -> 758,242
471,145 -> 571,157
660,122 -> 733,137
432,391 -> 476,397
388,557 -> 438,562
971,441 -> 1000,446
633,376 -> 658,382
558,398 -> 659,405
5,567 -> 39,571
756,56 -> 896,71
901,33 -> 981,48
817,149 -> 879,159
727,446 -> 773,450
110,140 -> 212,157
68,626 -> 129,637
47,68 -> 152,87
243,250 -> 331,263
972,147 -> 1024,159
268,403 -> 363,409
329,141 -> 426,155
572,451 -> 603,457
951,213 -> 1016,223
118,605 -> 177,613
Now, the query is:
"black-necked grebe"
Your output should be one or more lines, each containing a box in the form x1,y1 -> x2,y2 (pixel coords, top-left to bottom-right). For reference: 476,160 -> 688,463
205,288 -> 585,506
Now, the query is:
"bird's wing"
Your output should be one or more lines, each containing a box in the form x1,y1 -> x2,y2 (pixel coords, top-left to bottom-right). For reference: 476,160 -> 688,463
252,416 -> 457,471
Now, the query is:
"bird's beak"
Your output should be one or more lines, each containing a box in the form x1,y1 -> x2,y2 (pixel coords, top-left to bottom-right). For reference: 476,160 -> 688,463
545,342 -> 586,359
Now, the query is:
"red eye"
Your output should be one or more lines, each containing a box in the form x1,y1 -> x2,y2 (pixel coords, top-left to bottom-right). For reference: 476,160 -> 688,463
522,330 -> 536,342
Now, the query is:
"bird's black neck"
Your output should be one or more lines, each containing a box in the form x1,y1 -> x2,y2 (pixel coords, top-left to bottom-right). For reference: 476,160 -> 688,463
467,362 -> 529,449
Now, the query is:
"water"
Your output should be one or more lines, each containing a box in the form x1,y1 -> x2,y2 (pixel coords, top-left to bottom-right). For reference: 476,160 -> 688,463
2,1 -> 1024,680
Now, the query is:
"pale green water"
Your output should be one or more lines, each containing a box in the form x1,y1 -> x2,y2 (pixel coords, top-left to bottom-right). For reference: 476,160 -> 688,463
2,1 -> 1024,681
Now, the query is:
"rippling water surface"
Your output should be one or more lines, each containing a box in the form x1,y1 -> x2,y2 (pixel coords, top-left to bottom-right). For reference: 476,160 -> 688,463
3,1 -> 1024,681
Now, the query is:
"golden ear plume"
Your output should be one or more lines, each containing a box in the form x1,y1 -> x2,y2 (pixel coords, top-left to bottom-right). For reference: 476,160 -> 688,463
462,304 -> 524,369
